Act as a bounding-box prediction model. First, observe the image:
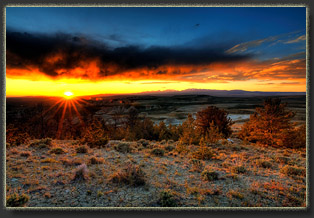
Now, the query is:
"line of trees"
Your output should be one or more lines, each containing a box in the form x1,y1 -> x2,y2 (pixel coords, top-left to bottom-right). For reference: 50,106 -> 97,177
6,98 -> 306,149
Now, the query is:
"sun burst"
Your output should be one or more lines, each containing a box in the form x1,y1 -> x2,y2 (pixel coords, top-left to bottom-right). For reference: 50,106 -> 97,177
64,91 -> 74,99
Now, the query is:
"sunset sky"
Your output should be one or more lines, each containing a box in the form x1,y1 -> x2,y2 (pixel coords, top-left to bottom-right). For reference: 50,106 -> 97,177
6,7 -> 306,97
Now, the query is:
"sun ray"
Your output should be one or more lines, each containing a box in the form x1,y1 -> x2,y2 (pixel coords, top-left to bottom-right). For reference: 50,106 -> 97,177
51,100 -> 66,118
70,100 -> 85,126
56,100 -> 68,139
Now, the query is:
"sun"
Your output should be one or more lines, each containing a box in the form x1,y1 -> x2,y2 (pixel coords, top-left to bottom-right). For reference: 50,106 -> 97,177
64,91 -> 74,99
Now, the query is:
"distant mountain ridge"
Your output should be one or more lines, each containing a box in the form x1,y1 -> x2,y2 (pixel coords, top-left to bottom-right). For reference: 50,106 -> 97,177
116,89 -> 306,97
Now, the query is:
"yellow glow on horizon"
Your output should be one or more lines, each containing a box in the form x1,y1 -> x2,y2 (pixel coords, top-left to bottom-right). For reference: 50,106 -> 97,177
5,77 -> 306,97
64,91 -> 74,99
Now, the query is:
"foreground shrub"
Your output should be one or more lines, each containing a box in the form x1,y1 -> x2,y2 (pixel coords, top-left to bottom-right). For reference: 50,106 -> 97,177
110,164 -> 145,186
201,170 -> 219,181
72,164 -> 89,182
6,193 -> 29,207
151,148 -> 165,156
114,142 -> 132,153
158,190 -> 178,207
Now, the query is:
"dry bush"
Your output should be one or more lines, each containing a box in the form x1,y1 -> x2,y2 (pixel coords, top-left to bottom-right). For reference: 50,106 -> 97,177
191,138 -> 215,160
158,189 -> 178,207
6,193 -> 29,207
110,163 -> 145,186
72,164 -> 89,182
189,159 -> 204,172
201,170 -> 219,181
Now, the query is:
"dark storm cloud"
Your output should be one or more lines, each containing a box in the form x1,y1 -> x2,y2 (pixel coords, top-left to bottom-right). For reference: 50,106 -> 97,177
6,31 -> 252,80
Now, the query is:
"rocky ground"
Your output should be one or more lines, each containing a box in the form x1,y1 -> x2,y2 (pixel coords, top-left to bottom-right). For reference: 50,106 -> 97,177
6,137 -> 306,208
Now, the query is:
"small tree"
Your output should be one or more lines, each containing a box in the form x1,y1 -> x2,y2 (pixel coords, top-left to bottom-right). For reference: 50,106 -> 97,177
238,98 -> 296,147
179,114 -> 200,145
196,106 -> 233,139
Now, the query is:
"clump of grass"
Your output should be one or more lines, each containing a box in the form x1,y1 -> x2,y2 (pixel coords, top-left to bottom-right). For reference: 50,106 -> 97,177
20,151 -> 31,157
6,193 -> 29,207
29,138 -> 52,148
10,148 -> 19,155
160,140 -> 167,145
138,139 -> 149,147
72,164 -> 89,182
151,148 -> 165,156
50,147 -> 65,154
158,190 -> 178,207
256,159 -> 272,168
228,190 -> 244,200
87,137 -> 109,148
76,145 -> 88,154
189,159 -> 204,172
191,146 -> 214,160
110,163 -> 145,186
97,191 -> 103,198
201,170 -> 219,181
114,142 -> 132,153
175,142 -> 189,154
89,156 -> 104,165
231,166 -> 247,174
280,165 -> 305,177
225,173 -> 239,181
165,145 -> 175,152
275,156 -> 290,164
41,158 -> 58,163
